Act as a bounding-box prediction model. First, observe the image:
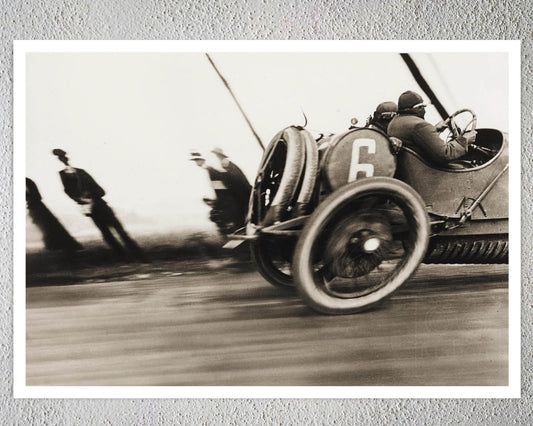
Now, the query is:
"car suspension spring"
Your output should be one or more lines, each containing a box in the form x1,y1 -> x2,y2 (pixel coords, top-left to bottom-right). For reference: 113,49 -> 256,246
423,235 -> 508,264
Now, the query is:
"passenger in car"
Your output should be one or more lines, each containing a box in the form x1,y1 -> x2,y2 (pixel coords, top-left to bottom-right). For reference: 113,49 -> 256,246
365,101 -> 398,133
387,90 -> 468,165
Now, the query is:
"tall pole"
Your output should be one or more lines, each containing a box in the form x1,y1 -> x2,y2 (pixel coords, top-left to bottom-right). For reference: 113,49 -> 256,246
206,54 -> 265,151
400,53 -> 449,120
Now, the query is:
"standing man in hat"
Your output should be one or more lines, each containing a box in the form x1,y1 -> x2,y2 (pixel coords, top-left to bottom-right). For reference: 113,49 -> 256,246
211,147 -> 251,227
387,90 -> 468,165
52,149 -> 147,262
189,151 -> 242,235
189,151 -> 229,203
365,101 -> 398,133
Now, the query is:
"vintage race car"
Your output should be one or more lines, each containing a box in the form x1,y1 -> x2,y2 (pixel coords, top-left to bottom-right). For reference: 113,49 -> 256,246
238,109 -> 508,315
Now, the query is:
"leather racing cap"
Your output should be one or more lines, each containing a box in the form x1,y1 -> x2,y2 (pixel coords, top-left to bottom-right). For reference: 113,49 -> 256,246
398,91 -> 426,111
374,101 -> 398,119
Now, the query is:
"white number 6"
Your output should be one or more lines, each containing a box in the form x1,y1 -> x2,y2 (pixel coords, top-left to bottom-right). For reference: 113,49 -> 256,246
348,138 -> 376,182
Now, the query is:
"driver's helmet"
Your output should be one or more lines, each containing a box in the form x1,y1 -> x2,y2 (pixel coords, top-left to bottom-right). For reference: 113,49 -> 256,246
366,101 -> 398,131
397,91 -> 425,110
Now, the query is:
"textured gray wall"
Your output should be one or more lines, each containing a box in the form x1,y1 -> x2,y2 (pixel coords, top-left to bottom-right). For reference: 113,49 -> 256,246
1,0 -> 532,424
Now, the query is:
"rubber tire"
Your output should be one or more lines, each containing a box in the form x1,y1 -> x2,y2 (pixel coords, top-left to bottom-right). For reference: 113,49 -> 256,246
293,177 -> 430,315
259,126 -> 306,226
250,128 -> 317,289
250,238 -> 295,289
293,128 -> 319,215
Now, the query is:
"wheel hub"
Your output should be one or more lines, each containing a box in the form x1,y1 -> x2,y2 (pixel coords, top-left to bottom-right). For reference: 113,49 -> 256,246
363,236 -> 381,253
324,212 -> 393,278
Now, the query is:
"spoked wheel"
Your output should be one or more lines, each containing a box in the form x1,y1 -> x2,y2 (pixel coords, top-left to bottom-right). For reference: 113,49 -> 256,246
250,235 -> 297,289
293,177 -> 430,315
248,127 -> 317,289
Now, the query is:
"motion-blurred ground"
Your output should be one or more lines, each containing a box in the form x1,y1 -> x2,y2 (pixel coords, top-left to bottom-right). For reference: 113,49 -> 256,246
25,234 -> 509,387
27,232 -> 252,287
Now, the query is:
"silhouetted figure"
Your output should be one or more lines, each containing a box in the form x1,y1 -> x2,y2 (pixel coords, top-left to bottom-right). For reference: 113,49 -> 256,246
190,151 -> 243,235
52,149 -> 147,262
211,147 -> 251,228
26,177 -> 83,253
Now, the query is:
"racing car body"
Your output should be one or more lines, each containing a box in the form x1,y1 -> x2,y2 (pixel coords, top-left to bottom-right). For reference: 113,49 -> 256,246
396,128 -> 508,223
241,110 -> 509,314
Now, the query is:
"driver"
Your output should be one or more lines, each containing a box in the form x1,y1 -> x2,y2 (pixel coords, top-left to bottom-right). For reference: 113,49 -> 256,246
387,90 -> 468,165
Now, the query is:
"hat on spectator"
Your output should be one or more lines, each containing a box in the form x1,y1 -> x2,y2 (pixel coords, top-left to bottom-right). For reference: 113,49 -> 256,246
52,148 -> 67,158
189,151 -> 205,161
211,147 -> 228,158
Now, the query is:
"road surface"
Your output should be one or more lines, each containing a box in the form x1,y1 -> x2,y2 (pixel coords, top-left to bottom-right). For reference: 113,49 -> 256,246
26,262 -> 508,386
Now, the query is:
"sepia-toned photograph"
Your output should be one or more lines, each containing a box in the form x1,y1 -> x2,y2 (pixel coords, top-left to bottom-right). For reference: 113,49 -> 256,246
14,41 -> 520,398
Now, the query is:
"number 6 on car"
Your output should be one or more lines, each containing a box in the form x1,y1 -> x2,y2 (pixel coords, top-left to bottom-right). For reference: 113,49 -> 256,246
322,129 -> 396,191
348,138 -> 376,181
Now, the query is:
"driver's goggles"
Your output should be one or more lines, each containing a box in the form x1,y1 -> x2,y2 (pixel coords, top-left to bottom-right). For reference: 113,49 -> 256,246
412,102 -> 429,108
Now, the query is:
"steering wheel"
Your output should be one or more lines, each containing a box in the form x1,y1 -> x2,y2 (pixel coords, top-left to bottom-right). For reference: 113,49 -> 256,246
442,108 -> 477,141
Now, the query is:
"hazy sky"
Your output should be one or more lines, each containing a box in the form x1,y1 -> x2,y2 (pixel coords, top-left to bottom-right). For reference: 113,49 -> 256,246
24,51 -> 509,241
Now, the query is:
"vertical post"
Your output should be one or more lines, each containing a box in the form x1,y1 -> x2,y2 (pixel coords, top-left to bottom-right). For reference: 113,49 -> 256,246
400,53 -> 449,120
206,54 -> 265,151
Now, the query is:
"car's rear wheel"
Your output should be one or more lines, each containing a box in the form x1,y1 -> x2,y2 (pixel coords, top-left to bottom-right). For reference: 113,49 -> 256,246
250,236 -> 296,289
293,177 -> 430,314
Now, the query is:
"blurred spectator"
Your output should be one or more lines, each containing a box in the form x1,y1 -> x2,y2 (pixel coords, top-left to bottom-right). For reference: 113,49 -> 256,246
26,177 -> 82,253
190,151 -> 243,236
52,149 -> 147,262
211,147 -> 251,227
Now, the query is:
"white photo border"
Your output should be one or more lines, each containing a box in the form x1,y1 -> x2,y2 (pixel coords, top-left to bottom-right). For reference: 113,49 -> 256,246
14,39 -> 521,399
